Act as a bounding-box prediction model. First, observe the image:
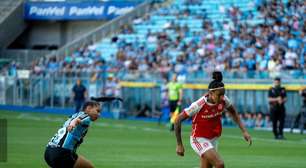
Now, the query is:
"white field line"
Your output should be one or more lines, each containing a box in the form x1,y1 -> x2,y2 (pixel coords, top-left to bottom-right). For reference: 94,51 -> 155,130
9,113 -> 306,145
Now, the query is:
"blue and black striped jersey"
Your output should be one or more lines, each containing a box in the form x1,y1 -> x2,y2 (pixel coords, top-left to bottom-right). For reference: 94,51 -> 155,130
47,112 -> 92,152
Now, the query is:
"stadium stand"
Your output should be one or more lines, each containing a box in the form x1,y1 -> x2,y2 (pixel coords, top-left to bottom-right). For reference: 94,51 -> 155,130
2,0 -> 302,81
1,0 -> 304,81
0,0 -> 304,131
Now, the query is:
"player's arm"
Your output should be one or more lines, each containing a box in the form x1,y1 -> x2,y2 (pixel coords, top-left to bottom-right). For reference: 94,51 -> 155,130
280,88 -> 287,104
67,118 -> 81,132
67,114 -> 92,132
174,112 -> 189,156
268,88 -> 279,103
178,86 -> 183,104
268,97 -> 279,103
174,97 -> 203,156
227,105 -> 252,146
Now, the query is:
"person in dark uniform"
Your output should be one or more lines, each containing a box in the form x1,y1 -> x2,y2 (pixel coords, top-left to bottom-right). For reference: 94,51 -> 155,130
72,79 -> 87,113
291,87 -> 306,132
268,77 -> 287,140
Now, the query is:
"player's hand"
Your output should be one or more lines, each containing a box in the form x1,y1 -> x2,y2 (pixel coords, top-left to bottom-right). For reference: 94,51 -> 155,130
277,97 -> 282,104
67,118 -> 81,132
177,100 -> 182,106
243,131 -> 252,146
67,125 -> 75,132
176,144 -> 185,156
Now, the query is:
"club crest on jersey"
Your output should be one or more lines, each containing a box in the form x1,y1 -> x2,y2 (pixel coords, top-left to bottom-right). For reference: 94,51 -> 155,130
218,104 -> 223,110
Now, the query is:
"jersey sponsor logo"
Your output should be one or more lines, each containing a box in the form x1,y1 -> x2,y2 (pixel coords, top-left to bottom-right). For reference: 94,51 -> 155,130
201,111 -> 222,119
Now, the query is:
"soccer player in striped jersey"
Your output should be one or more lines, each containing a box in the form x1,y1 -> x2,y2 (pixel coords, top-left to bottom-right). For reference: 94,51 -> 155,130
174,71 -> 252,168
44,97 -> 122,168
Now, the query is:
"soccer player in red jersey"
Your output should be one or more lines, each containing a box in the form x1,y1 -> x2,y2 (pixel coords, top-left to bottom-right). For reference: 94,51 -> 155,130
174,71 -> 252,168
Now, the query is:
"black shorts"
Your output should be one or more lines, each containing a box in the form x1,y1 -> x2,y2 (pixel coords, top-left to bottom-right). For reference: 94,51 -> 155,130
169,100 -> 178,113
44,146 -> 78,168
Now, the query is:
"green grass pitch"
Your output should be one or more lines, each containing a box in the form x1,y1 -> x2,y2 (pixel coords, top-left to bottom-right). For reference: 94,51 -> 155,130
0,111 -> 306,168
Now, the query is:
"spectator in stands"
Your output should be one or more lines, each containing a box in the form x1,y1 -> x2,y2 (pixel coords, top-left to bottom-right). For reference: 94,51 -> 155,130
255,112 -> 264,128
222,111 -> 234,126
72,79 -> 87,113
244,112 -> 255,128
8,61 -> 18,77
263,114 -> 271,128
102,73 -> 121,118
88,73 -> 98,98
11,0 -> 303,81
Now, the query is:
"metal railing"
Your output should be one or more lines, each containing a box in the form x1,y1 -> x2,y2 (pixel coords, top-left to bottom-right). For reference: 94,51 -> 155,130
0,75 -> 304,117
0,50 -> 50,66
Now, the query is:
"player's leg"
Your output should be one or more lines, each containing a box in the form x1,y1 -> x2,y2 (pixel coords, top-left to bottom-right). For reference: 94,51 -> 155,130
200,155 -> 213,168
202,149 -> 224,168
74,155 -> 94,168
190,137 -> 220,168
271,109 -> 278,138
278,108 -> 286,139
75,100 -> 82,113
45,146 -> 79,168
169,100 -> 178,131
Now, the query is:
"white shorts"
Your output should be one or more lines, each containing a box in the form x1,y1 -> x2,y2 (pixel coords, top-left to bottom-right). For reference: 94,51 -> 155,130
190,136 -> 218,157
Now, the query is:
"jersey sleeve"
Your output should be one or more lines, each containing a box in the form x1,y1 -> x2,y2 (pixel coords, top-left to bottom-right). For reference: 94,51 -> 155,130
183,96 -> 205,117
79,113 -> 92,126
224,95 -> 232,108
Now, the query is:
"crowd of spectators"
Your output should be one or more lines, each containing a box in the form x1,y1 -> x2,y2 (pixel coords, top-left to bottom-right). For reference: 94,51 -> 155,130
223,111 -> 271,128
1,0 -> 305,80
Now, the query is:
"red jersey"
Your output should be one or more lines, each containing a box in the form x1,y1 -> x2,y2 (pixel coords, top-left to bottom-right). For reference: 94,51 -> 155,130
183,95 -> 232,139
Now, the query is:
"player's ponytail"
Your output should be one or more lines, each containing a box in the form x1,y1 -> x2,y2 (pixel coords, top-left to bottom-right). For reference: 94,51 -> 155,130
208,71 -> 224,90
212,71 -> 223,82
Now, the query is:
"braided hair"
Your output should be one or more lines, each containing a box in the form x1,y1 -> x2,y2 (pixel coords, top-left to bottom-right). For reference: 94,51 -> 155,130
208,71 -> 224,90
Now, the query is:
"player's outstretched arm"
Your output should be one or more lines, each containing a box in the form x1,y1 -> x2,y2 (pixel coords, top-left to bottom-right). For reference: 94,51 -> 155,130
67,118 -> 81,132
227,105 -> 252,146
174,113 -> 189,156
